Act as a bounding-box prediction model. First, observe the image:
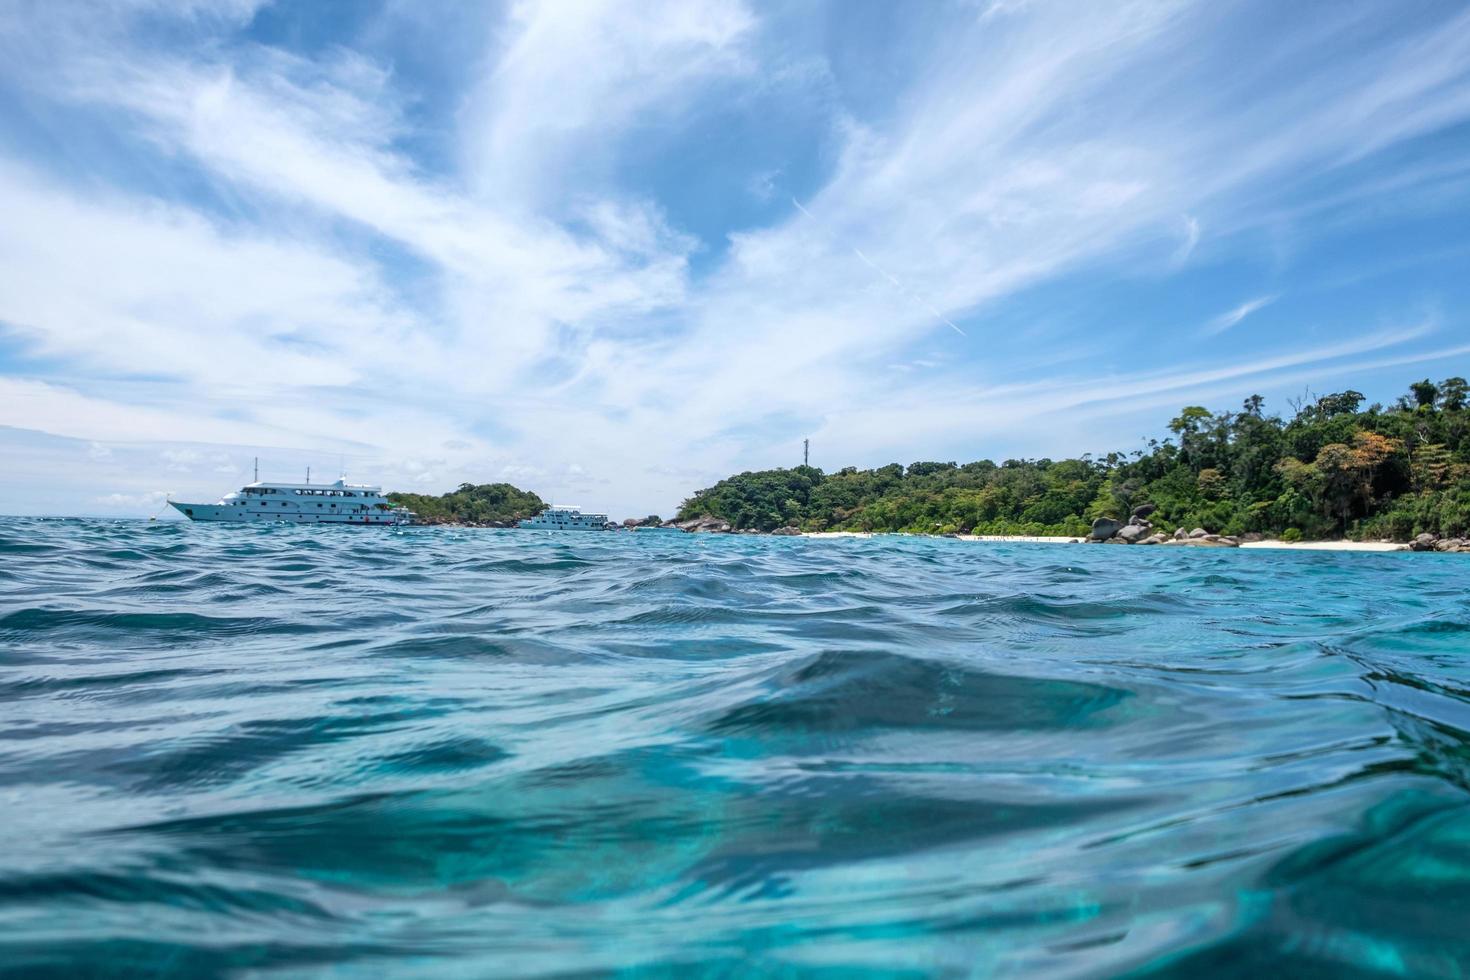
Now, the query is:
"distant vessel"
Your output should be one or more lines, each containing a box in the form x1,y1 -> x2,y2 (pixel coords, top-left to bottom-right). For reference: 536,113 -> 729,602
170,476 -> 413,525
518,505 -> 612,530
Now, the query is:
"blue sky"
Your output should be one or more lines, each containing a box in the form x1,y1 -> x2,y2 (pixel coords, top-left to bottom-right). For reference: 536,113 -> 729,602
2,0 -> 1470,517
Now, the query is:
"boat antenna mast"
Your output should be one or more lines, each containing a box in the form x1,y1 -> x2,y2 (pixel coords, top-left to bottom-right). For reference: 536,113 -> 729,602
253,456 -> 259,483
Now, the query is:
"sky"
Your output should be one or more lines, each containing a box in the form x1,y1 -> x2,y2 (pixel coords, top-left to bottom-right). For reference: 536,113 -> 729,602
2,0 -> 1470,518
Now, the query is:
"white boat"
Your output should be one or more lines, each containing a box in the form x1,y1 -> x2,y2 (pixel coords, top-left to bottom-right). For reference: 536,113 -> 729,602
170,477 -> 414,525
518,505 -> 612,530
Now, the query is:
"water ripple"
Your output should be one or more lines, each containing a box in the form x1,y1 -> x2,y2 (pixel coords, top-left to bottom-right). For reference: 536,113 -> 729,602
1,517 -> 1468,975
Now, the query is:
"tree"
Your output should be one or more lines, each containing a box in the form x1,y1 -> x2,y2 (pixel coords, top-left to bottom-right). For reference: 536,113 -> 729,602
1440,377 -> 1468,412
1168,406 -> 1213,468
1410,444 -> 1452,491
1168,406 -> 1212,436
1197,468 -> 1226,500
1317,390 -> 1366,418
1308,432 -> 1400,530
1409,379 -> 1440,410
907,461 -> 958,477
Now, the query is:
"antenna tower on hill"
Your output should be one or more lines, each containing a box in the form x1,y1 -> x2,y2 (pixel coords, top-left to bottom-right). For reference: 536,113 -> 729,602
803,438 -> 809,467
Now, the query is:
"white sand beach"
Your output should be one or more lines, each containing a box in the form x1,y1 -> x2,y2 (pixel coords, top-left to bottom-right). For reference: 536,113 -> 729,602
803,531 -> 1409,552
1238,540 -> 1404,552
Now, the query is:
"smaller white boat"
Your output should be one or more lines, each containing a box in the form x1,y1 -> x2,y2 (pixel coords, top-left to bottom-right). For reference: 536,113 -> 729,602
518,505 -> 612,530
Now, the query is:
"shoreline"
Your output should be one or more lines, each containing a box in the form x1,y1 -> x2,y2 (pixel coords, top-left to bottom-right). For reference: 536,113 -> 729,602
802,530 -> 1411,552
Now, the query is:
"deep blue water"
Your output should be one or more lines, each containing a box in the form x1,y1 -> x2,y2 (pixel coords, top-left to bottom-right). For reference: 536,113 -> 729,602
2,518 -> 1470,977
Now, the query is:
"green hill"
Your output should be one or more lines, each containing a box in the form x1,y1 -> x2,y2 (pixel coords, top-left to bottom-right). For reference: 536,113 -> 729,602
388,483 -> 545,526
677,376 -> 1470,540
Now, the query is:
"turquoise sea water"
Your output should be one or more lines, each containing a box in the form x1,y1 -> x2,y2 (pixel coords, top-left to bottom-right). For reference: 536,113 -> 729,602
2,518 -> 1470,977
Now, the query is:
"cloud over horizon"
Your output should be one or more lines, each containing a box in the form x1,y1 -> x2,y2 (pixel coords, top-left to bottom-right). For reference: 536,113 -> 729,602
2,0 -> 1470,516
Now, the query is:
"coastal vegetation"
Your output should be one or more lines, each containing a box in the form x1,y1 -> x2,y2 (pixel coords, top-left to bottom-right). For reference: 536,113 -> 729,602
387,483 -> 545,526
676,376 -> 1470,540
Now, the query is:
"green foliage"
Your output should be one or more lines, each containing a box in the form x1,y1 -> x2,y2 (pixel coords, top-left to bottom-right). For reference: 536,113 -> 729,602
677,465 -> 824,531
388,483 -> 545,525
677,374 -> 1470,540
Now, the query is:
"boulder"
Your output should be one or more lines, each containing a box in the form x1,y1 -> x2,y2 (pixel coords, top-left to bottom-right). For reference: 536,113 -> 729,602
1089,517 -> 1124,541
676,515 -> 733,533
1141,533 -> 1169,545
1116,523 -> 1151,544
771,526 -> 801,536
1131,503 -> 1158,520
1188,527 -> 1210,539
1104,536 -> 1129,544
1173,527 -> 1188,540
1433,537 -> 1463,552
1412,532 -> 1438,552
1240,532 -> 1265,543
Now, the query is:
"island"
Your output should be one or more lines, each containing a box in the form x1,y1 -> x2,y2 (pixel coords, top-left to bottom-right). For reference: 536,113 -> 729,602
387,483 -> 546,527
672,376 -> 1470,550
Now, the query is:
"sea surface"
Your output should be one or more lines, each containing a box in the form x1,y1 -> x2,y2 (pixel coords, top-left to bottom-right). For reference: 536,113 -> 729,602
3,518 -> 1470,977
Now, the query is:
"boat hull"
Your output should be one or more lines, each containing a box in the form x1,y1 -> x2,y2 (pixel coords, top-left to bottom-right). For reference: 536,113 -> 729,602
169,502 -> 408,525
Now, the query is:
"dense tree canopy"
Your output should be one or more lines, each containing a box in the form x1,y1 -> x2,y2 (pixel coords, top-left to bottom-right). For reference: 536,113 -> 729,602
677,375 -> 1470,540
388,483 -> 545,524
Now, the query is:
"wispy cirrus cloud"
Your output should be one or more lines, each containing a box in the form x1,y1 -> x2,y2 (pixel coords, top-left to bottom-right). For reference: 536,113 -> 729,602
1203,294 -> 1279,336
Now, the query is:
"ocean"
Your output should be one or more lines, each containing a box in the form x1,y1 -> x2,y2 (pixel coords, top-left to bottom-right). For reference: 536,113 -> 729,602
2,518 -> 1469,976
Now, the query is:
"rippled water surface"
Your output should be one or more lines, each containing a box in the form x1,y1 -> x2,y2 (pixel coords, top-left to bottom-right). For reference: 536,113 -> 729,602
4,518 -> 1470,976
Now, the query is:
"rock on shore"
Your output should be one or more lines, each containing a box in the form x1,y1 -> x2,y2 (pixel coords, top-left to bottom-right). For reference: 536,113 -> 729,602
1410,532 -> 1469,552
1084,511 -> 1242,547
1084,510 -> 1230,546
669,515 -> 734,533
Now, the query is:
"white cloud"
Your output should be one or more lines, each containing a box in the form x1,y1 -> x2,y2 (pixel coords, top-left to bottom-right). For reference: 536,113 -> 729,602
95,489 -> 172,510
1174,215 -> 1201,264
466,0 -> 757,208
0,160 -> 394,390
1203,294 -> 1279,336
